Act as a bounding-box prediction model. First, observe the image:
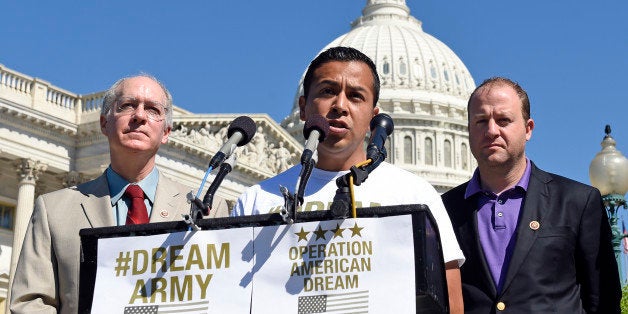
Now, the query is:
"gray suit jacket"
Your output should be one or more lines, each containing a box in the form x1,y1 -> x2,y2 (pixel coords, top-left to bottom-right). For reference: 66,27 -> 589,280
10,171 -> 229,314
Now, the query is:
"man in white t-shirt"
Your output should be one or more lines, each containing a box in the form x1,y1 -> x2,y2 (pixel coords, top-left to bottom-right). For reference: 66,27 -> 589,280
232,46 -> 465,313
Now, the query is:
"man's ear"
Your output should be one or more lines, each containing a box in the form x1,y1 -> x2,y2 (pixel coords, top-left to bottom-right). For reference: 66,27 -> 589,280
373,106 -> 380,117
525,118 -> 534,141
161,126 -> 171,144
100,115 -> 108,135
298,96 -> 307,121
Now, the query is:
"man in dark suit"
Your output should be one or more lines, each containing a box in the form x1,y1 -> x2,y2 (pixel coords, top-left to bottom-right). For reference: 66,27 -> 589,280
442,77 -> 621,313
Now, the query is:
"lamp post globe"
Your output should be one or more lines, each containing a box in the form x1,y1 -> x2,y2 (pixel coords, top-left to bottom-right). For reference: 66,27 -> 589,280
589,125 -> 628,284
589,125 -> 628,197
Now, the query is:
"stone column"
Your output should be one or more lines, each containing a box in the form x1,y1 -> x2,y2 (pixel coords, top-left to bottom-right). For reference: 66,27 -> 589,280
8,159 -> 47,304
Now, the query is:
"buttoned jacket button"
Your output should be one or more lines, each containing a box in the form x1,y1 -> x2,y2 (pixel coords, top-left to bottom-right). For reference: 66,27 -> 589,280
496,302 -> 506,311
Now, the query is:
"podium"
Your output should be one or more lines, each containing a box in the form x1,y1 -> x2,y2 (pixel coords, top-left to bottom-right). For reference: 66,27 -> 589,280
79,205 -> 449,313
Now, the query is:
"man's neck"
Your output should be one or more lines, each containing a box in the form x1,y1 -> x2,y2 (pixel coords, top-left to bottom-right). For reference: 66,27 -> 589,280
110,155 -> 156,183
479,159 -> 528,195
315,150 -> 367,172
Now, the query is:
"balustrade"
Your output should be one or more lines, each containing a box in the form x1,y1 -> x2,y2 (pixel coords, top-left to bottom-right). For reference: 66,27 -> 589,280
0,64 -> 108,124
81,91 -> 105,113
0,65 -> 32,94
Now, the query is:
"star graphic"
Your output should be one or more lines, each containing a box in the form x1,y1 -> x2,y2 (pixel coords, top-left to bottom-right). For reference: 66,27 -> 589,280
313,225 -> 328,241
330,223 -> 345,238
295,227 -> 309,242
349,222 -> 364,237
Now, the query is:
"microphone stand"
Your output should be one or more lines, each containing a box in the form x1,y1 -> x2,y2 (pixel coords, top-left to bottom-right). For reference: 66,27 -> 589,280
202,154 -> 236,215
184,154 -> 237,230
330,143 -> 387,218
281,152 -> 316,224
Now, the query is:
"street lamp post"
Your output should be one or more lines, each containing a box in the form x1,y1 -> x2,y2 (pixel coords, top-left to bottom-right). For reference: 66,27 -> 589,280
589,125 -> 628,284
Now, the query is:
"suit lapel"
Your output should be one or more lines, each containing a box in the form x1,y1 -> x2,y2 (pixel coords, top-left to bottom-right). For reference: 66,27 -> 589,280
79,174 -> 116,228
465,195 -> 499,295
500,165 -> 551,293
150,173 -> 189,223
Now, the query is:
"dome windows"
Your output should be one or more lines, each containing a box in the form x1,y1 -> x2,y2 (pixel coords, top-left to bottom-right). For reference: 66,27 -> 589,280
404,135 -> 413,164
424,137 -> 434,165
382,56 -> 390,75
399,57 -> 407,75
429,61 -> 437,79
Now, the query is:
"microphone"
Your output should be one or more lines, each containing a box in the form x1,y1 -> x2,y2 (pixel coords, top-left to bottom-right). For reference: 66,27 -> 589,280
284,115 -> 329,222
330,114 -> 394,219
366,113 -> 394,164
208,116 -> 257,169
200,154 -> 237,217
301,115 -> 330,165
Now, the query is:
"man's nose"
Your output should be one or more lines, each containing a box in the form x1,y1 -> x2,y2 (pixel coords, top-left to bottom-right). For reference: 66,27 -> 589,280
486,119 -> 499,137
131,105 -> 148,123
331,93 -> 348,115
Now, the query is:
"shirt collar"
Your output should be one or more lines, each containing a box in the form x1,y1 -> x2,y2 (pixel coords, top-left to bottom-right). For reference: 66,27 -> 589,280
106,166 -> 159,206
465,158 -> 532,199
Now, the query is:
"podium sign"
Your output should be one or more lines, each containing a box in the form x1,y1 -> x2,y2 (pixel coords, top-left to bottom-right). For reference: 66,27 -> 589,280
90,228 -> 253,313
251,215 -> 415,313
80,205 -> 448,313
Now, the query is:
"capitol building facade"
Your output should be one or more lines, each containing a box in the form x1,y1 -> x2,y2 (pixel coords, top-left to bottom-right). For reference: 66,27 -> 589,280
0,0 -> 475,309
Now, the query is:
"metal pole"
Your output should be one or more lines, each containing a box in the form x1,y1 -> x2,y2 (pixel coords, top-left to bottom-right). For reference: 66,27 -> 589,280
603,194 -> 628,284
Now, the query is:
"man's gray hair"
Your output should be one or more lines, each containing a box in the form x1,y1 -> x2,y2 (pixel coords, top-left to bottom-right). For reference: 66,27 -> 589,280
101,74 -> 174,128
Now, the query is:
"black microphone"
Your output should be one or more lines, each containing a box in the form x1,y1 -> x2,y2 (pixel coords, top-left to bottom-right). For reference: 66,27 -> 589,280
301,115 -> 330,165
200,154 -> 237,217
366,113 -> 394,163
208,116 -> 256,169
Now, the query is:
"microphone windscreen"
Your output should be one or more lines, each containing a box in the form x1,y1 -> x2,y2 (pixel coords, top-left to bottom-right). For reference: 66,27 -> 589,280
228,116 -> 257,146
370,113 -> 394,135
303,114 -> 330,142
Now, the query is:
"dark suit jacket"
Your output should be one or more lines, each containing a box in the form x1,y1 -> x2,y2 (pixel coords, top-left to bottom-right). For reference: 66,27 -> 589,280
442,163 -> 621,313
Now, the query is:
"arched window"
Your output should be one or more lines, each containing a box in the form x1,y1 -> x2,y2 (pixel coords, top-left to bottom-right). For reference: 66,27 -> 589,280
429,61 -> 437,79
383,58 -> 390,75
399,58 -> 407,75
444,140 -> 452,167
425,138 -> 433,165
461,143 -> 469,170
404,136 -> 412,164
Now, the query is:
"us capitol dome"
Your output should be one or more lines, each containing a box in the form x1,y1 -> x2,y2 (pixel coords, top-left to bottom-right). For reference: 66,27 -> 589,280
281,0 -> 477,192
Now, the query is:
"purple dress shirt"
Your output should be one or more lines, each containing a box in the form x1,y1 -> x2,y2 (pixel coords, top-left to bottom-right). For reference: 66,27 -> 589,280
464,159 -> 532,292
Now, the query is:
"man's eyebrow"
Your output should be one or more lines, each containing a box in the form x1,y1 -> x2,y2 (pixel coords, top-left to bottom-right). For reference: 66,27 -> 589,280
346,84 -> 368,93
315,80 -> 370,93
117,96 -> 165,107
315,79 -> 340,87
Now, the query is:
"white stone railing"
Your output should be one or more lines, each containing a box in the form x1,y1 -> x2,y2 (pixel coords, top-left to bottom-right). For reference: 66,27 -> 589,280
0,64 -> 108,125
0,64 -> 194,126
82,91 -> 105,113
1,64 -> 80,122
45,85 -> 78,110
0,65 -> 32,95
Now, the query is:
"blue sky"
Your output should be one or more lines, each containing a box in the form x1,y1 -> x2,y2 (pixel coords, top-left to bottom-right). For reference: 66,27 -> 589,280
2,0 -> 627,187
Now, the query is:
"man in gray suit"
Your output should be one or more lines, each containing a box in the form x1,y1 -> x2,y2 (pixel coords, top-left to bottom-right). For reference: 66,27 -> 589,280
10,74 -> 228,313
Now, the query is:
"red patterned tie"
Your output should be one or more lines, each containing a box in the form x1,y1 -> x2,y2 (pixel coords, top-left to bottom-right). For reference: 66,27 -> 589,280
124,185 -> 149,225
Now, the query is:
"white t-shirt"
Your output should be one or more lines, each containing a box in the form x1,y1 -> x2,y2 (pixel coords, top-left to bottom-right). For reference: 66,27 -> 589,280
233,162 -> 464,266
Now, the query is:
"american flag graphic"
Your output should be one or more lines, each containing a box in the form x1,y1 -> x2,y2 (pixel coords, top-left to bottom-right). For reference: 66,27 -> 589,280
298,290 -> 369,313
124,300 -> 209,313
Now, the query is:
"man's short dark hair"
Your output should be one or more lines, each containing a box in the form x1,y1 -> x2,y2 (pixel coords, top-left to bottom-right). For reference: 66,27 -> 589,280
302,46 -> 380,107
469,77 -> 531,121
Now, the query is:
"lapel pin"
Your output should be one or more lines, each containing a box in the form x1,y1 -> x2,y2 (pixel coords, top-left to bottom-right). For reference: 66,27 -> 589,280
529,220 -> 540,231
160,210 -> 169,218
